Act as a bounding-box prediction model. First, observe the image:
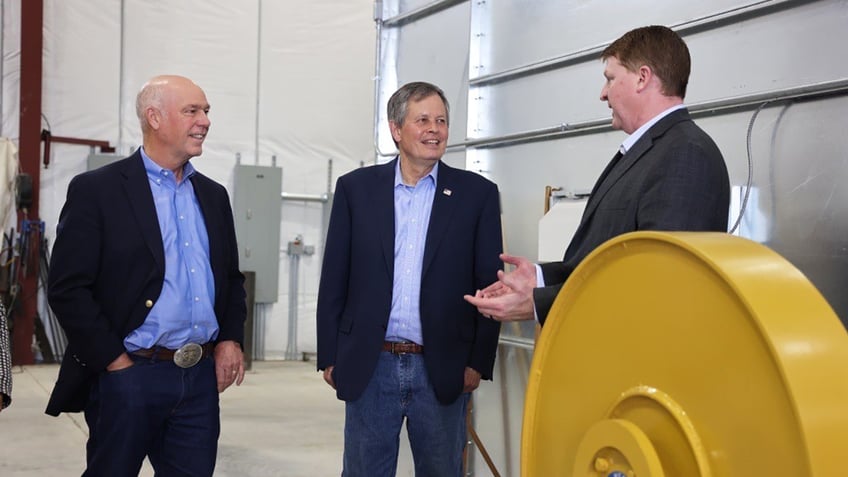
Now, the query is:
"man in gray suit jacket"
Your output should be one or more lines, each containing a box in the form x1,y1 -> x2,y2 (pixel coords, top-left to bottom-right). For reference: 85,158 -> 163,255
465,25 -> 730,325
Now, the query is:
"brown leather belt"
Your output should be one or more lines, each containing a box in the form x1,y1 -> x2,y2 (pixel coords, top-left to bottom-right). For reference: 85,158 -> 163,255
131,342 -> 214,367
382,341 -> 423,354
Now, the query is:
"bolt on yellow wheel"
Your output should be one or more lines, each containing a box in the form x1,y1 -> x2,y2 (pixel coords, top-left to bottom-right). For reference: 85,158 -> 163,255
523,232 -> 848,477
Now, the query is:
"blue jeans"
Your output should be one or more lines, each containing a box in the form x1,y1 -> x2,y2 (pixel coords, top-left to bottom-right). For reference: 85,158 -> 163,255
343,352 -> 469,477
83,354 -> 219,476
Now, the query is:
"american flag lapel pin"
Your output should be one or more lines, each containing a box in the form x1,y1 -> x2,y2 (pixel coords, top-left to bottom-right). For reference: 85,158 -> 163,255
443,188 -> 452,196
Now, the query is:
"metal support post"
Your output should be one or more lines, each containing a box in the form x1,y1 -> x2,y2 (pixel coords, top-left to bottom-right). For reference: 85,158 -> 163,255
285,235 -> 314,360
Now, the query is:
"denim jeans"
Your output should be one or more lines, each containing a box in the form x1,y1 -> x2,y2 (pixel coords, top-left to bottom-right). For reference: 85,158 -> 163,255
83,354 -> 220,476
343,351 -> 469,477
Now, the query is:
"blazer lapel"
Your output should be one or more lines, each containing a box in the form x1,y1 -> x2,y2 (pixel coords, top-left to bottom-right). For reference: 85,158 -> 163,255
579,108 -> 689,226
190,173 -> 223,283
422,161 -> 456,276
580,150 -> 624,223
120,153 -> 165,273
376,159 -> 398,276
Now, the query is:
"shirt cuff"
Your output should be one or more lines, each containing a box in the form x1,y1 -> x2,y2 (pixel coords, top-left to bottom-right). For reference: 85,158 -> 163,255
534,264 -> 545,323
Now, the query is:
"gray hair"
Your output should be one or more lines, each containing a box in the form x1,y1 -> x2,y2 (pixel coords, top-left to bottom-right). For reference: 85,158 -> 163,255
135,79 -> 166,133
387,82 -> 450,130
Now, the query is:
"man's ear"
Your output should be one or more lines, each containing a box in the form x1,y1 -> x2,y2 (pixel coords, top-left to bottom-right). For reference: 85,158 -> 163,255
636,65 -> 653,93
389,121 -> 401,143
146,107 -> 161,130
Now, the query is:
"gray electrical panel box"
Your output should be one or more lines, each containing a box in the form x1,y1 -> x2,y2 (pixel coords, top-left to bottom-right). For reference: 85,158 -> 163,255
233,165 -> 282,303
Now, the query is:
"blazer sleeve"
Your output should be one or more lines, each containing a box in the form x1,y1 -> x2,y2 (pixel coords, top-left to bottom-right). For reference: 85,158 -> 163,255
468,182 -> 504,379
215,189 -> 247,345
637,140 -> 730,231
534,260 -> 576,325
47,175 -> 127,370
316,176 -> 353,371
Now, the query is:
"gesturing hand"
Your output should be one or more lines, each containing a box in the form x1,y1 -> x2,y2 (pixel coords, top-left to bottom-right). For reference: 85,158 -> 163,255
464,253 -> 537,322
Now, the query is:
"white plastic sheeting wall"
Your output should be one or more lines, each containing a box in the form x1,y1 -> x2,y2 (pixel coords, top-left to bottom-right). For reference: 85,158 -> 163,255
1,0 -> 376,359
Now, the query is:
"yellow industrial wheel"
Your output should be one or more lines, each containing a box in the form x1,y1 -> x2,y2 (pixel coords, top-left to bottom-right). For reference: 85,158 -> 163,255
522,231 -> 848,477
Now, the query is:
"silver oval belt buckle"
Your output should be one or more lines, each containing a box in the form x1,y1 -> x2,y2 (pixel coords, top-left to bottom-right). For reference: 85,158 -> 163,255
173,343 -> 203,368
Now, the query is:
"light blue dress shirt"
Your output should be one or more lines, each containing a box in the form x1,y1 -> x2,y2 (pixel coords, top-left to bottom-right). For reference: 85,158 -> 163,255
124,148 -> 218,351
385,160 -> 438,346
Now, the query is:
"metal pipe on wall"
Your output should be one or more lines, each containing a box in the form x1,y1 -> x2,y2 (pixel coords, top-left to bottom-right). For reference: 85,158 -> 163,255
284,235 -> 314,361
372,0 -> 383,159
281,192 -> 329,203
468,0 -> 807,87
254,0 -> 263,165
381,0 -> 466,27
286,243 -> 300,360
375,0 -> 469,160
275,158 -> 333,361
279,160 -> 332,245
375,0 -> 821,157
372,2 -> 399,159
450,78 -> 848,150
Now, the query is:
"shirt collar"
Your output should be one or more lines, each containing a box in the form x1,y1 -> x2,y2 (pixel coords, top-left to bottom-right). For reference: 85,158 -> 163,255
139,146 -> 196,182
394,157 -> 439,188
620,104 -> 686,155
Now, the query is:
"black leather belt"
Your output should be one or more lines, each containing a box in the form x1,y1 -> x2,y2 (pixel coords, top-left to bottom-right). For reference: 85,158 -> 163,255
131,342 -> 214,368
382,341 -> 423,354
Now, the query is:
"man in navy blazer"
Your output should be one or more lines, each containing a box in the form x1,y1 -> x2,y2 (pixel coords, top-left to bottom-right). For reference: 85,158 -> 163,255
317,82 -> 503,476
46,75 -> 245,476
466,26 -> 730,325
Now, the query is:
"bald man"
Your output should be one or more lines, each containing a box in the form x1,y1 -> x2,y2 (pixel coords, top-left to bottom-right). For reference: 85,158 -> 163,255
47,75 -> 246,476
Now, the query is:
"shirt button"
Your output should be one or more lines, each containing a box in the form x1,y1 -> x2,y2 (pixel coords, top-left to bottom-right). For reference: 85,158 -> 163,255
194,297 -> 200,302
184,242 -> 190,247
179,215 -> 185,220
191,268 -> 196,273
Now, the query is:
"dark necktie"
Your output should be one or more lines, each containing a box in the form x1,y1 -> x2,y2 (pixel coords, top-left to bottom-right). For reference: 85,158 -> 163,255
589,150 -> 624,199
608,150 -> 624,170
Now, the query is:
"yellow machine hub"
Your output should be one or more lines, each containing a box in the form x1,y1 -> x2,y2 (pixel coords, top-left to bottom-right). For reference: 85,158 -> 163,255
522,232 -> 848,476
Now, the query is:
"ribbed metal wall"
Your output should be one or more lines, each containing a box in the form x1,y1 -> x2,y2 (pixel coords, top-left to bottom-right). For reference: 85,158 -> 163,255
375,1 -> 848,475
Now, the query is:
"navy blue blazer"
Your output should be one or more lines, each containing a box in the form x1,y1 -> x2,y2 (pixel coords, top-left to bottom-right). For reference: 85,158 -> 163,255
46,152 -> 245,416
535,109 -> 730,323
317,159 -> 503,405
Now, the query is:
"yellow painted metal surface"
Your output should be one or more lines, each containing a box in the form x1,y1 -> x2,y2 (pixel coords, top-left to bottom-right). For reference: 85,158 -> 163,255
522,231 -> 848,477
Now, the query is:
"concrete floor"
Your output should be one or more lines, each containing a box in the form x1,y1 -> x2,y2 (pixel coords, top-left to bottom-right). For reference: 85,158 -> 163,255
0,361 -> 353,476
